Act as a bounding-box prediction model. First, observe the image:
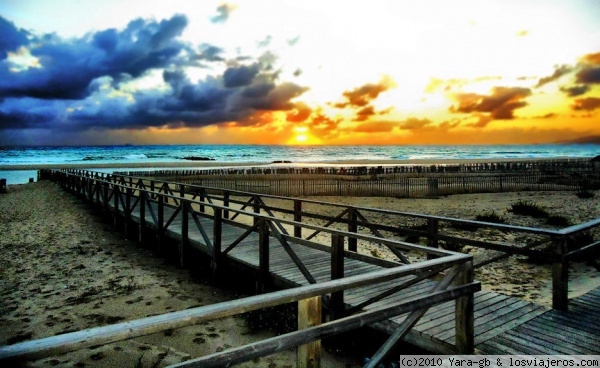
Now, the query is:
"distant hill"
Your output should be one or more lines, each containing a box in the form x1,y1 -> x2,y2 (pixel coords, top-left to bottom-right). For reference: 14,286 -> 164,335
558,135 -> 600,144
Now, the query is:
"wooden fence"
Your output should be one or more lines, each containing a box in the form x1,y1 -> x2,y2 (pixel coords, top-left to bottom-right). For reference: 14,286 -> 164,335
116,172 -> 597,198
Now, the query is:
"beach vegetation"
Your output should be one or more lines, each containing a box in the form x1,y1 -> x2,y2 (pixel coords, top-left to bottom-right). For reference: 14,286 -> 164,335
576,190 -> 595,199
508,200 -> 549,218
546,215 -> 572,227
475,211 -> 506,224
370,248 -> 383,258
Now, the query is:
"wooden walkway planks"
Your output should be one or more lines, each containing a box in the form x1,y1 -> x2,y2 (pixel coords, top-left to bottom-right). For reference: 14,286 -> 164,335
479,286 -> 600,355
92,184 -> 598,356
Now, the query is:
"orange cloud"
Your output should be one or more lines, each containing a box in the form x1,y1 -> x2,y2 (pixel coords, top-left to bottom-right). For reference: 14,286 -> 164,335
449,86 -> 532,120
571,97 -> 600,111
334,76 -> 395,108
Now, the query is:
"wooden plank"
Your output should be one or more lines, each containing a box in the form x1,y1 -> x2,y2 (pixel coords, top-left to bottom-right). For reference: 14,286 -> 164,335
516,321 -> 600,354
526,318 -> 600,349
426,295 -> 519,339
416,293 -> 507,333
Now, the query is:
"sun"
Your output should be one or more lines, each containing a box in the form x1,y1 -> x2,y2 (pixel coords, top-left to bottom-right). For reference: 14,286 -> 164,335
295,134 -> 308,143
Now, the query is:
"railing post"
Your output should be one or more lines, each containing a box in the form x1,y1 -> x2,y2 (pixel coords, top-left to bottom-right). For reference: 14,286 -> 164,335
330,234 -> 345,320
212,208 -> 222,282
348,208 -> 357,252
455,261 -> 474,353
113,186 -> 120,229
139,191 -> 146,246
427,219 -> 439,259
150,180 -> 155,199
199,189 -> 205,213
298,296 -> 322,368
156,195 -> 164,255
180,201 -> 189,268
102,181 -> 109,213
552,236 -> 569,311
253,196 -> 260,226
294,200 -> 302,238
125,187 -> 132,237
257,220 -> 269,293
223,191 -> 230,219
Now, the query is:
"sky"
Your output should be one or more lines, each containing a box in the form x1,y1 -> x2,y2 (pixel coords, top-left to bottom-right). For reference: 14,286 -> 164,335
0,0 -> 599,146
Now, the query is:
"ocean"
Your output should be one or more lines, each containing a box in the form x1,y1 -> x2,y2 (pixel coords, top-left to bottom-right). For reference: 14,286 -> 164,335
1,144 -> 600,184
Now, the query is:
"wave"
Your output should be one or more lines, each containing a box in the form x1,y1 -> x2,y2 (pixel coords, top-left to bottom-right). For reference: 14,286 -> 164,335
123,154 -> 148,160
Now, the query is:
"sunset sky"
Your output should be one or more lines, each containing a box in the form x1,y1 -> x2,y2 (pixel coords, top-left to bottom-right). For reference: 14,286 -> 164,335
1,0 -> 599,146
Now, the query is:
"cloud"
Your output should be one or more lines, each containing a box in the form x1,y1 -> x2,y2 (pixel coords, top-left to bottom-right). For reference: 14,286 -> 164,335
516,30 -> 529,37
575,52 -> 600,84
449,86 -> 532,120
571,97 -> 600,111
0,15 -> 190,100
223,64 -> 260,87
353,121 -> 398,133
192,44 -> 225,62
287,36 -> 301,46
398,117 -> 433,130
210,3 -> 237,24
559,85 -> 590,97
0,17 -> 30,59
257,35 -> 272,48
286,102 -> 312,122
334,76 -> 395,108
535,65 -> 572,88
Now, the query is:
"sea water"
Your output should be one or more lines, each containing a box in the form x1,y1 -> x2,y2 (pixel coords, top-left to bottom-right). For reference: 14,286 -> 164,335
1,144 -> 599,184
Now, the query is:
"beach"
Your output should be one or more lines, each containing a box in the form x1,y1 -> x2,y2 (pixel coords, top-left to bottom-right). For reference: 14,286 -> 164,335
0,181 -> 361,367
1,161 -> 599,367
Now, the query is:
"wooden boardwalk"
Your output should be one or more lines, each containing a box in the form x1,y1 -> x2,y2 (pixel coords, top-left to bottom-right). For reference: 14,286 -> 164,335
121,189 -> 569,355
17,170 -> 597,366
479,287 -> 600,355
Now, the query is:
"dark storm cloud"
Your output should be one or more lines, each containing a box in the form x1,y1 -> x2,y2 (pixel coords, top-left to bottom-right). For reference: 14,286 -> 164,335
449,87 -> 532,120
0,14 -> 310,134
0,15 -> 190,100
559,85 -> 590,97
223,64 -> 260,87
535,65 -> 572,88
210,3 -> 237,24
0,17 -> 30,59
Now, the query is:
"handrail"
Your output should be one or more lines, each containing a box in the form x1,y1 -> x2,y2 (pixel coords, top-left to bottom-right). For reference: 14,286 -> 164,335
106,170 -> 566,236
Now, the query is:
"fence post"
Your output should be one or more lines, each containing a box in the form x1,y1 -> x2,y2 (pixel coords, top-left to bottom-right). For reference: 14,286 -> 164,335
294,200 -> 302,238
348,208 -> 357,252
180,201 -> 189,268
552,236 -> 569,311
257,220 -> 269,293
455,261 -> 474,353
298,296 -> 322,368
212,208 -> 222,283
331,234 -> 345,320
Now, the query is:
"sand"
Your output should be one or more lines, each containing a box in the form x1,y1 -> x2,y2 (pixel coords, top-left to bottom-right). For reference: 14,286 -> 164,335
1,166 -> 599,367
0,182 -> 361,368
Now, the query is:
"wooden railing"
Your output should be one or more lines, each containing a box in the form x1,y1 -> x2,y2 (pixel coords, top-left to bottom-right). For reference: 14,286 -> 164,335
60,168 -> 599,311
1,169 -> 481,367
